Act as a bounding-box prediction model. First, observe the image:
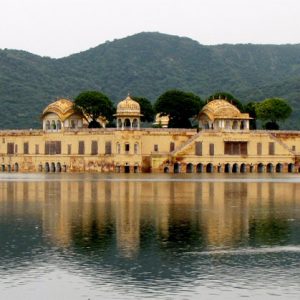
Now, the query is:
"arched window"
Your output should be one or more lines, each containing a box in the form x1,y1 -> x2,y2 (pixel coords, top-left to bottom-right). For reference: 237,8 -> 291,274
232,163 -> 239,173
257,163 -> 264,173
186,163 -> 193,173
174,162 -> 180,173
196,163 -> 203,173
57,120 -> 61,130
267,163 -> 274,173
276,163 -> 283,173
206,163 -> 214,173
225,163 -> 231,173
240,163 -> 247,173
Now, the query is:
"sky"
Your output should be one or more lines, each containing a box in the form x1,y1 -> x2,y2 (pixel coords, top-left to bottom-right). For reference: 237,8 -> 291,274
0,0 -> 300,58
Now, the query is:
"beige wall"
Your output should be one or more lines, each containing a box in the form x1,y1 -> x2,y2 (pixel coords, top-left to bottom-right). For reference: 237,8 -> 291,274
0,129 -> 299,173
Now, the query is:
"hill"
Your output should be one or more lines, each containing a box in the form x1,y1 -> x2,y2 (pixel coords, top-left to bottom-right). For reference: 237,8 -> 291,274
0,32 -> 300,129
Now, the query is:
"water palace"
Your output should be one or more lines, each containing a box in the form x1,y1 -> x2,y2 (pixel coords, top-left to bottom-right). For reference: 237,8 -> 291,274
0,95 -> 299,173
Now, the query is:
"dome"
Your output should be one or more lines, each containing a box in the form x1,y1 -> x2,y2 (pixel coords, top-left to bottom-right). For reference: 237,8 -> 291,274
42,98 -> 78,121
116,95 -> 142,117
199,99 -> 250,121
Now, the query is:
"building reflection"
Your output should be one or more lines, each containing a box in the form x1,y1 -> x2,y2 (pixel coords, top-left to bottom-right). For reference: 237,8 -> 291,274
0,176 -> 299,256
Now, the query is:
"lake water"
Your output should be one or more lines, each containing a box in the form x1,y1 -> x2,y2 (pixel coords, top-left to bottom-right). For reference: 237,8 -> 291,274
0,173 -> 299,299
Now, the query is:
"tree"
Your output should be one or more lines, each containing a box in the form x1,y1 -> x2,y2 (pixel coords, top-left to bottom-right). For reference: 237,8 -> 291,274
154,90 -> 203,128
244,101 -> 257,129
74,91 -> 115,128
131,96 -> 155,122
255,98 -> 292,130
207,92 -> 244,112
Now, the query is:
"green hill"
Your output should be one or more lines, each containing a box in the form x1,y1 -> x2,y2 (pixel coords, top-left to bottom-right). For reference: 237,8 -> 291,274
1,32 -> 300,129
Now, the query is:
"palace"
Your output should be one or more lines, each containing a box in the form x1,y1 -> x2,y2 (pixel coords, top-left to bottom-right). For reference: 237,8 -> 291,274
0,95 -> 299,173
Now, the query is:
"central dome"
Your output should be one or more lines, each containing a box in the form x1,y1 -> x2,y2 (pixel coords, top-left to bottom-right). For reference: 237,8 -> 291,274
116,95 -> 142,116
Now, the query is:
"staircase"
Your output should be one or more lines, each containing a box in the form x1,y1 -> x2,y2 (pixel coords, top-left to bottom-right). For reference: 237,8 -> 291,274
269,133 -> 296,155
170,131 -> 202,156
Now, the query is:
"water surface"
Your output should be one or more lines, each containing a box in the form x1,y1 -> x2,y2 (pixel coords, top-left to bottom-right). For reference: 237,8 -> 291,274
0,173 -> 299,299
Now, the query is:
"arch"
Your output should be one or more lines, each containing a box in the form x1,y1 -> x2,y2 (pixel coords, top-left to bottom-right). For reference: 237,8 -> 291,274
266,163 -> 274,173
70,119 -> 76,129
51,120 -> 56,130
232,120 -> 239,130
124,163 -> 130,173
38,163 -> 43,172
46,120 -> 50,130
56,162 -> 62,172
217,164 -> 222,173
240,121 -> 245,130
117,119 -> 122,129
62,164 -> 67,172
186,163 -> 193,173
288,163 -> 294,173
206,163 -> 214,173
240,163 -> 247,173
14,163 -> 19,172
56,120 -> 62,130
50,162 -> 56,172
7,164 -> 11,172
132,119 -> 138,128
164,166 -> 169,173
225,120 -> 231,129
225,163 -> 231,173
124,119 -> 131,128
196,163 -> 203,173
45,162 -> 50,172
257,163 -> 264,173
134,163 -> 139,173
276,163 -> 283,173
1,164 -> 5,172
174,162 -> 180,174
232,163 -> 239,173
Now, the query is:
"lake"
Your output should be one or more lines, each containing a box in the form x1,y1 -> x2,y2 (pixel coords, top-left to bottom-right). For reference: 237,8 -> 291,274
0,173 -> 299,299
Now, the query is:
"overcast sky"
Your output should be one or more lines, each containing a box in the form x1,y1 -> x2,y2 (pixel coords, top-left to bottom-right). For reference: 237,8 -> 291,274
1,0 -> 300,58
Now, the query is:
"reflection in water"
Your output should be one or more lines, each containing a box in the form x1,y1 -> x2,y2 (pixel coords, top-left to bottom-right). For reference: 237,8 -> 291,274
0,174 -> 300,299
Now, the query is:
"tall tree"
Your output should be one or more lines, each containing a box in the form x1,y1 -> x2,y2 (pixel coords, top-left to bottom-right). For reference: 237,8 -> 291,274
207,92 -> 244,112
131,96 -> 155,122
74,91 -> 115,128
154,90 -> 203,128
255,98 -> 292,130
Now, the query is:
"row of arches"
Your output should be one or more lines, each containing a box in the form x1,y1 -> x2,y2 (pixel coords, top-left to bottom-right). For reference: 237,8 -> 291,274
115,163 -> 140,173
164,162 -> 298,174
1,163 -> 19,172
42,162 -> 67,173
116,118 -> 140,130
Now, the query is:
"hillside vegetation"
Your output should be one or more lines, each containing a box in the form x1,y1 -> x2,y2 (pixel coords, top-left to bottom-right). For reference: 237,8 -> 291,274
0,32 -> 300,129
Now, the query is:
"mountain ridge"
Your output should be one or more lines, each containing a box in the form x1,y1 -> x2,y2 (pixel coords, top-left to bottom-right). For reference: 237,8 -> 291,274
0,32 -> 300,129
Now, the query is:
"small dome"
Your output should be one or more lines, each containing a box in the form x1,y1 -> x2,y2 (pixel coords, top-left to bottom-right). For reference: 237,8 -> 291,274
116,95 -> 142,116
199,99 -> 250,121
42,98 -> 78,121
